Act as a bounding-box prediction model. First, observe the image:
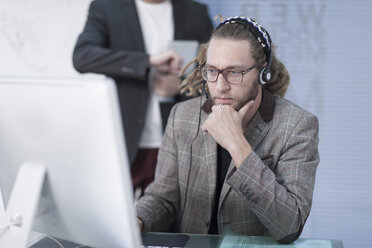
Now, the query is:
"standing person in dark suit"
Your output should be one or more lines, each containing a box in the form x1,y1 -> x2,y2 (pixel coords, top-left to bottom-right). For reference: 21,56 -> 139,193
72,0 -> 213,196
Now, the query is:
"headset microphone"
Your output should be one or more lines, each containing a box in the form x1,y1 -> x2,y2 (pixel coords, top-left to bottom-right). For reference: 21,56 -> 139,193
202,80 -> 208,99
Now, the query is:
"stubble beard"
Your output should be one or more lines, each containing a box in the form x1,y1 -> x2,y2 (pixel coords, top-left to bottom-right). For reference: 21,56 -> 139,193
209,80 -> 260,111
233,82 -> 259,111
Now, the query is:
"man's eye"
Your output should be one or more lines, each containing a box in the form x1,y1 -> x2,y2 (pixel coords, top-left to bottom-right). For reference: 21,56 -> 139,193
206,68 -> 217,74
227,70 -> 240,76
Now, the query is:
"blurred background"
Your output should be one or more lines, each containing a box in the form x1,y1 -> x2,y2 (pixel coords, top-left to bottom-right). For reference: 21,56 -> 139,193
1,0 -> 371,247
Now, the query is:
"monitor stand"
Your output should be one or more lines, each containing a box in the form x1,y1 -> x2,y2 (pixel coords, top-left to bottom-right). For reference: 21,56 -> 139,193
0,163 -> 46,248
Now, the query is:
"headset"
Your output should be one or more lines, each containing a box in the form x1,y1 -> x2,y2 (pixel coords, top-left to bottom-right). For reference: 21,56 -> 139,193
215,16 -> 273,85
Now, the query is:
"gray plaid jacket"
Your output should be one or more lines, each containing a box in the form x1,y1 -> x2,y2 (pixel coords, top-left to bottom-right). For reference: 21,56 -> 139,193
136,90 -> 319,242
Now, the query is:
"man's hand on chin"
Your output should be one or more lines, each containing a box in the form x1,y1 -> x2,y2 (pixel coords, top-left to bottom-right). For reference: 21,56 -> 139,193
201,100 -> 255,167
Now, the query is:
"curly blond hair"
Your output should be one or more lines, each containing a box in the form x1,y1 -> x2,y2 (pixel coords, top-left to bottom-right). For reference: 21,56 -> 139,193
180,19 -> 289,98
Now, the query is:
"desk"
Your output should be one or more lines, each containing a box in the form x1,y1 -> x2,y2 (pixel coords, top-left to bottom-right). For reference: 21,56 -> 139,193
30,232 -> 343,248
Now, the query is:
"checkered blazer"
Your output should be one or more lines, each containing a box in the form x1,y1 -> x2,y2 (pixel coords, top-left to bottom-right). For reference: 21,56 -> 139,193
136,91 -> 319,242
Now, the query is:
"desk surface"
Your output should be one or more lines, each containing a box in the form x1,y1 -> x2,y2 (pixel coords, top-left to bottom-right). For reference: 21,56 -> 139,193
30,232 -> 344,248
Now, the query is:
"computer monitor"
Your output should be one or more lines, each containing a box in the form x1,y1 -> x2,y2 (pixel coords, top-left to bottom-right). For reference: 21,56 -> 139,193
0,77 -> 141,248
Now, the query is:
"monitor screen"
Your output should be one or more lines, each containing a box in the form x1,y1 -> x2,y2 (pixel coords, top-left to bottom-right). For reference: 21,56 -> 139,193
0,77 -> 141,248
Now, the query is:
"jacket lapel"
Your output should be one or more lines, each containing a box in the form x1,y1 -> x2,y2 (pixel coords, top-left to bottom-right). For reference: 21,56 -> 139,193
172,0 -> 185,39
200,109 -> 218,211
199,93 -> 274,215
122,0 -> 146,52
244,112 -> 271,151
219,112 -> 271,208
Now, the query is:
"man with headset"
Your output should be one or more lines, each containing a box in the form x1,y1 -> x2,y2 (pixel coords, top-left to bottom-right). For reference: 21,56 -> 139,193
136,17 -> 319,244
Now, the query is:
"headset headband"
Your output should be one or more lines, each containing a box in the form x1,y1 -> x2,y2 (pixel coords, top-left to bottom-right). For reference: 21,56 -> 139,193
215,16 -> 271,59
215,16 -> 273,84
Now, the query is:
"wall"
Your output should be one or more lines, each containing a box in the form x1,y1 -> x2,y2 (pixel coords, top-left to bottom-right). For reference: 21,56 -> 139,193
1,0 -> 371,247
0,0 -> 92,77
198,0 -> 372,247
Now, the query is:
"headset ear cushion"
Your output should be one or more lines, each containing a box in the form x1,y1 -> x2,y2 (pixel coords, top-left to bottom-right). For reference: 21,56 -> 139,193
265,71 -> 271,81
259,68 -> 272,85
259,68 -> 267,85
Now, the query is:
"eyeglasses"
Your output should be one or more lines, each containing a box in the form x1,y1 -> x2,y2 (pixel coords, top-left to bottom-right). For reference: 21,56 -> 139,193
199,64 -> 257,84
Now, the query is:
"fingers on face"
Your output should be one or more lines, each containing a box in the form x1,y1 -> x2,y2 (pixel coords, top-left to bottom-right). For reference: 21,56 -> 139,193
211,104 -> 223,112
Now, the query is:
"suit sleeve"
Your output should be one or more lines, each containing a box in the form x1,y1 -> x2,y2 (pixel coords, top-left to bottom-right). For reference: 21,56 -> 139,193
226,113 -> 319,243
72,0 -> 149,79
136,104 -> 180,232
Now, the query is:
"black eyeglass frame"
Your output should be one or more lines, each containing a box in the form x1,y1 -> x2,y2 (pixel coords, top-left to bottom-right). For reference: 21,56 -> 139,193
199,63 -> 257,84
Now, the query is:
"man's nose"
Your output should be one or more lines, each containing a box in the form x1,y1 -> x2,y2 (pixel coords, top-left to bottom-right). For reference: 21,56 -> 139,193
216,73 -> 230,92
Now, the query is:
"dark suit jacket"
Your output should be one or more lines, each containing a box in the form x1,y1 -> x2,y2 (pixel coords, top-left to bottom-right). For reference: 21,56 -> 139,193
72,0 -> 213,163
